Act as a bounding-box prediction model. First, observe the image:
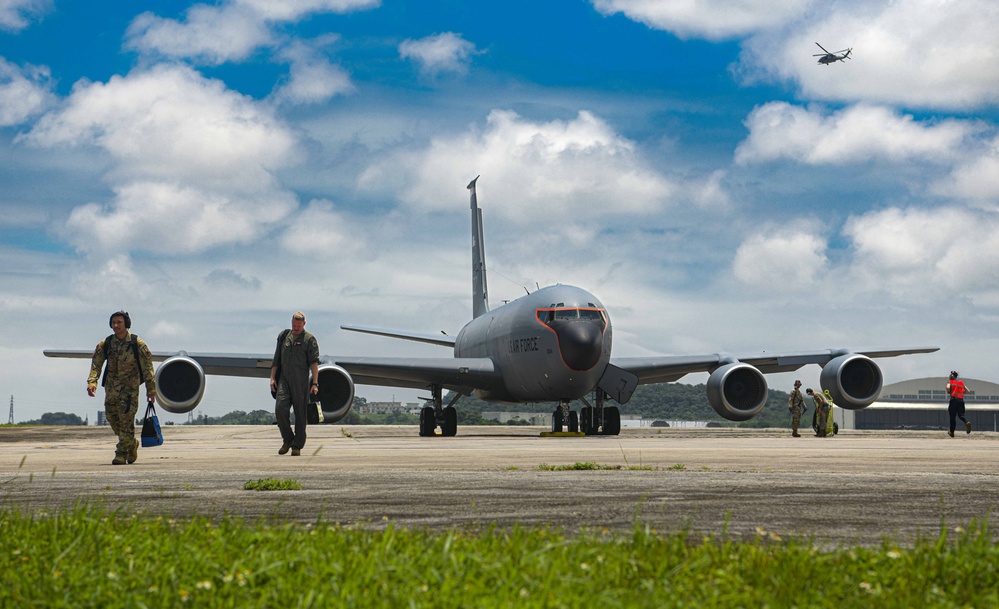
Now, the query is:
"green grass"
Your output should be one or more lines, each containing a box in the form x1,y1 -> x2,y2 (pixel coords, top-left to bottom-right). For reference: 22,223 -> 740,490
242,478 -> 302,491
1,506 -> 998,608
537,461 -> 655,471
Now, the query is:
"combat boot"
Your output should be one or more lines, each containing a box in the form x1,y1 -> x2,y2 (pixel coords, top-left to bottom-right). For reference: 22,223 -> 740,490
792,431 -> 800,437
127,444 -> 138,464
112,454 -> 126,465
948,430 -> 954,437
966,421 -> 972,434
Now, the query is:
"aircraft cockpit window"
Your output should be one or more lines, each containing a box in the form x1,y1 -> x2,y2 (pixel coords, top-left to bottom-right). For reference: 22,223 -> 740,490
537,307 -> 606,329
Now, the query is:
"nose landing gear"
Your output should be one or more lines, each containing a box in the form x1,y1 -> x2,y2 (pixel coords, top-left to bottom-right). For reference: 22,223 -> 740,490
549,391 -> 621,436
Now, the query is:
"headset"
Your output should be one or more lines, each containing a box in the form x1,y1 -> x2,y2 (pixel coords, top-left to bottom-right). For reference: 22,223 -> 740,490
109,310 -> 132,329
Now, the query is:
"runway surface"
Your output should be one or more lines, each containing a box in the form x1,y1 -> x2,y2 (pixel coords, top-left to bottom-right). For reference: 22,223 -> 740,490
2,425 -> 997,545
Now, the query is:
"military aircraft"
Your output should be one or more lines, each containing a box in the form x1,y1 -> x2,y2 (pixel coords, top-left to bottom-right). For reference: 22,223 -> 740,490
45,177 -> 936,436
814,42 -> 852,64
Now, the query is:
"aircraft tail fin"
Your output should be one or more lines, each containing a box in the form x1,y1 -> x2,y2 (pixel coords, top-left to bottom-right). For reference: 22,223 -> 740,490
468,176 -> 489,319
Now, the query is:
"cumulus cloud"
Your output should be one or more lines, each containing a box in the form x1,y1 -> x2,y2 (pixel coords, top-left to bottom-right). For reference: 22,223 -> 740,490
0,57 -> 54,125
360,109 -> 673,223
0,0 -> 50,32
279,199 -> 359,256
590,0 -> 811,40
844,206 -> 999,298
271,36 -> 354,105
937,134 -> 999,203
732,224 -> 828,291
735,102 -> 976,165
399,32 -> 479,76
738,0 -> 999,110
23,64 -> 300,255
125,0 -> 379,65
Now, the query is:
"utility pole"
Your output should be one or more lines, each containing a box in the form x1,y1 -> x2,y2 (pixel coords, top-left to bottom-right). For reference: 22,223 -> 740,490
7,395 -> 13,425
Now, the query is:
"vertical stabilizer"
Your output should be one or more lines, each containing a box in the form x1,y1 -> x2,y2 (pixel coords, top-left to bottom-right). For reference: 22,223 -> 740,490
468,176 -> 489,318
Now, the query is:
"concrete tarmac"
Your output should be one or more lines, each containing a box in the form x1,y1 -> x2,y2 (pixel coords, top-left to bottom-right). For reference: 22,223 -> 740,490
2,425 -> 997,546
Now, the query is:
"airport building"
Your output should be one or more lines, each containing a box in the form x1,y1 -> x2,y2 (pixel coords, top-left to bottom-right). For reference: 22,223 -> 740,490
835,377 -> 999,432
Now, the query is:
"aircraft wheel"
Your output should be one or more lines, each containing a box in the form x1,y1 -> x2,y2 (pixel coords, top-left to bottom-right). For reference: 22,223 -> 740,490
580,406 -> 593,435
442,406 -> 457,437
419,406 -> 435,437
568,410 -> 579,433
551,409 -> 564,433
603,406 -> 621,436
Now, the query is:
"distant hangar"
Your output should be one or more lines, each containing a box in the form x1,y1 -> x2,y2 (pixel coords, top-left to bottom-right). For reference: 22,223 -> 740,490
836,377 -> 999,431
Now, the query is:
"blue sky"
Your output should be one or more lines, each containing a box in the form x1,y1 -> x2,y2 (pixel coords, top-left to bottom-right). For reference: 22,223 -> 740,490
2,0 -> 998,423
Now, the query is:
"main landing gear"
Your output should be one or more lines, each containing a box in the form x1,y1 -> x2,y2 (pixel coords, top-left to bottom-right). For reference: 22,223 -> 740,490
419,384 -> 462,437
550,391 -> 621,436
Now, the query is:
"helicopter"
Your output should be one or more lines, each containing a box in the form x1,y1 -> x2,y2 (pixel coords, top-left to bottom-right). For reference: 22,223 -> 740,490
814,42 -> 852,64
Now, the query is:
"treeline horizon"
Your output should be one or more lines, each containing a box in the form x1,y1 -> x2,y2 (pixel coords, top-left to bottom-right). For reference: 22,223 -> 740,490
13,382 -> 799,428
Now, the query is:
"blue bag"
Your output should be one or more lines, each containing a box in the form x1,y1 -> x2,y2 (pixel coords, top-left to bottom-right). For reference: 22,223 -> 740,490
140,401 -> 164,447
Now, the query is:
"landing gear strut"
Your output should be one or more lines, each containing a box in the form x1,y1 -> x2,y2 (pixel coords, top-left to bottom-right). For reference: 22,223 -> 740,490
419,384 -> 461,437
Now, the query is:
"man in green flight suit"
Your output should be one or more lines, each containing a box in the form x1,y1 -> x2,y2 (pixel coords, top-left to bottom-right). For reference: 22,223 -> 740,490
270,311 -> 320,456
87,311 -> 157,465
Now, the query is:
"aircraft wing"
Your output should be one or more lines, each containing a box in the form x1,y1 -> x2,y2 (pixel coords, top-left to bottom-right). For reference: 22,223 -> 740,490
44,349 -> 502,393
612,347 -> 940,385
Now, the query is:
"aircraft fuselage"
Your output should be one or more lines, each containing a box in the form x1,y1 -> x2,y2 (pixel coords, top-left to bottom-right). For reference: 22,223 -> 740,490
454,284 -> 611,403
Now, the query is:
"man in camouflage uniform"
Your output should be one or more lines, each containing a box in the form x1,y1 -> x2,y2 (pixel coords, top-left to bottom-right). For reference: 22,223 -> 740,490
87,311 -> 157,465
787,379 -> 806,437
805,388 -> 828,438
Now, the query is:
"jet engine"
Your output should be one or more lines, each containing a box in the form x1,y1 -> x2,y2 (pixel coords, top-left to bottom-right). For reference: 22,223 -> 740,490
155,354 -> 206,414
819,353 -> 882,409
315,364 -> 355,423
706,362 -> 768,421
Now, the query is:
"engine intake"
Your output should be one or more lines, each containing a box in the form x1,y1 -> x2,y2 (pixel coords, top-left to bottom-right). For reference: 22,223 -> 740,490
155,354 -> 206,414
706,362 -> 768,421
316,364 -> 355,423
820,353 -> 882,409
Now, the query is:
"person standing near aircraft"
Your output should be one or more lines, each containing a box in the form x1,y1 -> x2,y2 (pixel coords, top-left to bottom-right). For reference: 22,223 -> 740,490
805,388 -> 827,438
946,371 -> 971,437
87,311 -> 157,465
788,380 -> 806,437
270,311 -> 320,456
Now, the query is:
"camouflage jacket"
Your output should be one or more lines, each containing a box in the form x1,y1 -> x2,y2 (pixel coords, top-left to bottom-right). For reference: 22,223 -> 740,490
88,332 -> 157,393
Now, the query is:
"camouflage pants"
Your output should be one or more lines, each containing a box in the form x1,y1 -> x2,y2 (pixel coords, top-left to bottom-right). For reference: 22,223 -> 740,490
104,386 -> 138,458
790,406 -> 802,432
814,404 -> 828,437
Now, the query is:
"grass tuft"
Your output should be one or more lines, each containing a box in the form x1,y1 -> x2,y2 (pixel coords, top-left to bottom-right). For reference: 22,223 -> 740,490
242,478 -> 302,491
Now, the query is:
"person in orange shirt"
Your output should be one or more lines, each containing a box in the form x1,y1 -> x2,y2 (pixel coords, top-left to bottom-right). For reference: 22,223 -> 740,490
946,371 -> 971,437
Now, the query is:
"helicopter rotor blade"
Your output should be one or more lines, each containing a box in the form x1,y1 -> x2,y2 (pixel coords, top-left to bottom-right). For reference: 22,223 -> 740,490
815,42 -> 832,54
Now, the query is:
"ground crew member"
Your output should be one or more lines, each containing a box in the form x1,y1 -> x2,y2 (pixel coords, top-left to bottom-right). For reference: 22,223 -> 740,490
87,311 -> 157,465
805,388 -> 828,438
946,371 -> 971,437
788,380 -> 806,437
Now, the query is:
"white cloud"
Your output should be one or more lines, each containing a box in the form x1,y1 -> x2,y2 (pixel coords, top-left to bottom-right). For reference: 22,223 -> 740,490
843,206 -> 999,300
591,0 -> 812,40
732,223 -> 828,291
937,134 -> 999,203
23,64 -> 300,255
125,0 -> 379,65
360,109 -> 673,224
0,0 -> 50,32
279,199 -> 360,256
738,0 -> 999,110
399,32 -> 479,76
0,57 -> 53,126
271,37 -> 355,105
735,102 -> 976,165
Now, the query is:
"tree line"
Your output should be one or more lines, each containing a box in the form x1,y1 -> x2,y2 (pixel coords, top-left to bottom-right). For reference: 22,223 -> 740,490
17,383 -> 799,427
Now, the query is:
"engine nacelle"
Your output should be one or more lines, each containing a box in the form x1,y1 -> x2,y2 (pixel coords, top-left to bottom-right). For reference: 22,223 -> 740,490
820,353 -> 882,409
316,364 -> 355,423
155,354 -> 206,414
706,362 -> 768,421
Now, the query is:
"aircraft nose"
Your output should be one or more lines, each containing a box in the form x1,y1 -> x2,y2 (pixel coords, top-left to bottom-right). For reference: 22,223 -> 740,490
550,319 -> 604,371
